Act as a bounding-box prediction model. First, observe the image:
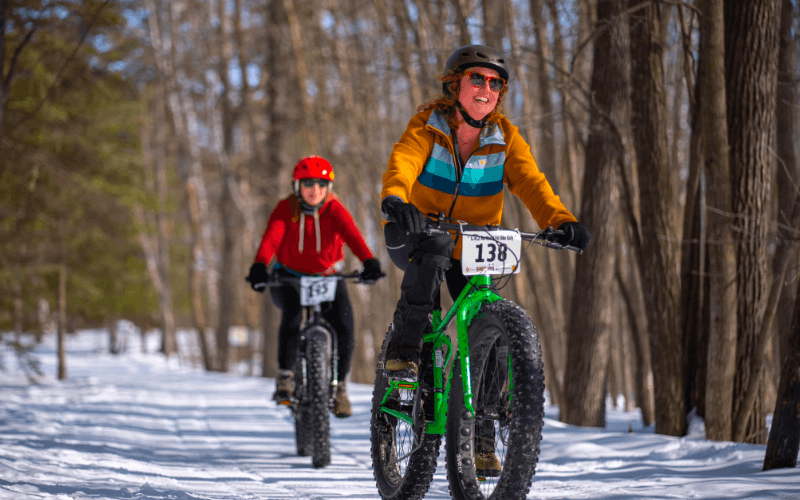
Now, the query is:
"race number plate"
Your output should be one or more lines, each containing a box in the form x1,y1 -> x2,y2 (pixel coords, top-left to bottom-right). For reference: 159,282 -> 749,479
461,230 -> 522,276
299,276 -> 338,306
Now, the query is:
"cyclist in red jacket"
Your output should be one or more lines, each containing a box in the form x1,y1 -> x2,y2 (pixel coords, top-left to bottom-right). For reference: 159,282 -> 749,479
247,156 -> 382,418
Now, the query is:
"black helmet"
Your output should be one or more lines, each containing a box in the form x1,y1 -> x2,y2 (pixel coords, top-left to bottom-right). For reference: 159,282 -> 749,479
444,44 -> 510,83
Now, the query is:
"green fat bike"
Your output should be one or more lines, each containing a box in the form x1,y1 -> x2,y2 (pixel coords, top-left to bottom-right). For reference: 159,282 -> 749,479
370,215 -> 581,500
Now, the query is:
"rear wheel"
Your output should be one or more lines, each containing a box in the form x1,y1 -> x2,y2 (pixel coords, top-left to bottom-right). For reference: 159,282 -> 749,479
304,326 -> 332,468
445,300 -> 544,500
371,325 -> 441,500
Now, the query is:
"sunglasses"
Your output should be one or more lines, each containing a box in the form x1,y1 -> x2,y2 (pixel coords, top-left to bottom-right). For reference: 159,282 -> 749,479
467,71 -> 506,92
300,178 -> 329,188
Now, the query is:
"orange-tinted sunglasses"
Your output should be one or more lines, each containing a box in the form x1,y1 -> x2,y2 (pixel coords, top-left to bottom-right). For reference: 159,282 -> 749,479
466,71 -> 506,92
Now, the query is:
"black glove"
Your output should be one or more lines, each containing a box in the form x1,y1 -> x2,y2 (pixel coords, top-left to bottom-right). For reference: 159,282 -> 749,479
247,262 -> 270,292
360,258 -> 383,282
382,197 -> 427,234
555,222 -> 591,251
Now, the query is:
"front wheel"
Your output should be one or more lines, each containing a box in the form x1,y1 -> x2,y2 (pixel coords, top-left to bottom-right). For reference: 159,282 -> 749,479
445,300 -> 545,500
293,357 -> 313,457
303,326 -> 332,468
371,325 -> 442,500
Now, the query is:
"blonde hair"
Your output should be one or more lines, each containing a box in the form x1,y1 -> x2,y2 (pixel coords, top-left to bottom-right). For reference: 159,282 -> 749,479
417,70 -> 508,131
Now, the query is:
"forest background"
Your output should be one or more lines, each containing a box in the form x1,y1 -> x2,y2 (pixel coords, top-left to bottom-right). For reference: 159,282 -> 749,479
1,0 -> 799,465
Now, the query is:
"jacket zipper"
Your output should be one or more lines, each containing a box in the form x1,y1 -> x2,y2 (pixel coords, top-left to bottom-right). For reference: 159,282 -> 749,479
448,130 -> 465,218
428,125 -> 482,218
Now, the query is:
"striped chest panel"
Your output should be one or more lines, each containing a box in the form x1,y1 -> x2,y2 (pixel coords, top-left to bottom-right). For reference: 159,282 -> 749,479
417,142 -> 506,197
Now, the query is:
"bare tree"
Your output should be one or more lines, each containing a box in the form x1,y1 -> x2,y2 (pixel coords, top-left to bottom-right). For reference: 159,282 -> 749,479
482,0 -> 505,48
629,0 -> 684,436
725,0 -> 781,444
146,0 -> 217,370
615,250 -> 654,425
774,0 -> 800,378
562,0 -> 627,428
763,278 -> 800,470
451,0 -> 471,46
137,86 -> 177,356
697,0 -> 737,442
57,263 -> 66,380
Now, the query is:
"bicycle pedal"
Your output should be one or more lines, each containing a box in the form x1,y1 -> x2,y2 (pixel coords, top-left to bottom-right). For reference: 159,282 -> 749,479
386,370 -> 418,383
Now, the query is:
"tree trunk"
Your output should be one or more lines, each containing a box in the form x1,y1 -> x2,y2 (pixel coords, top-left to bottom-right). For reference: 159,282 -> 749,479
450,0 -> 471,46
774,0 -> 800,383
260,0 -> 290,378
698,0 -> 738,442
283,0 -> 318,152
57,264 -> 66,380
548,0 -> 580,212
410,0 -> 443,93
153,84 -> 176,357
679,17 -> 707,421
148,0 -> 220,369
482,0 -> 505,49
530,0 -> 572,349
725,0 -> 781,444
763,280 -> 800,470
509,194 -> 564,406
561,0 -> 627,428
210,0 -> 239,373
616,245 -> 654,425
392,0 -> 423,106
233,0 -> 263,361
629,0 -> 685,436
505,0 -> 535,142
138,86 -> 177,357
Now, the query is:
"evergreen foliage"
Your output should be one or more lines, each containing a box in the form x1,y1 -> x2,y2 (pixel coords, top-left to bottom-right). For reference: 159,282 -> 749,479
0,0 -> 157,332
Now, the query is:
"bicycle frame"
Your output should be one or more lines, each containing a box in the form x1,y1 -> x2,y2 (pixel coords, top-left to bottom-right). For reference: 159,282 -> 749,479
379,273 -> 504,435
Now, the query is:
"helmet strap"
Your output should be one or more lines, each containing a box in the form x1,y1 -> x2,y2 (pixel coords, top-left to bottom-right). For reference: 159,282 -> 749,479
456,101 -> 487,129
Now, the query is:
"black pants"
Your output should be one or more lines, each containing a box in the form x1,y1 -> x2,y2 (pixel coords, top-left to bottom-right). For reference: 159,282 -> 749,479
384,223 -> 469,364
386,223 -> 498,448
269,267 -> 354,381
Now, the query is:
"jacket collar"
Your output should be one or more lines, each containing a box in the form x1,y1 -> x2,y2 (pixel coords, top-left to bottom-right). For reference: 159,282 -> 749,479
426,109 -> 506,149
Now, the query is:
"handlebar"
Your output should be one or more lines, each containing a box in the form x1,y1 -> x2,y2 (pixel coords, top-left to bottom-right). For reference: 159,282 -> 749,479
268,270 -> 385,286
422,212 -> 584,254
245,269 -> 386,291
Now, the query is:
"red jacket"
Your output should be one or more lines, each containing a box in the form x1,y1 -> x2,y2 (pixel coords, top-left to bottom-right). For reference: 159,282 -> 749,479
254,193 -> 374,275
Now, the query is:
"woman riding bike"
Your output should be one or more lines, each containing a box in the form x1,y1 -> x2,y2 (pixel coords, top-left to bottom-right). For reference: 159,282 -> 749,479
248,155 -> 383,418
380,44 -> 591,467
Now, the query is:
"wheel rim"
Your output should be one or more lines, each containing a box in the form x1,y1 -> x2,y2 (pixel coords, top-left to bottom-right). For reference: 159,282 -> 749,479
378,384 -> 417,488
474,342 -> 511,495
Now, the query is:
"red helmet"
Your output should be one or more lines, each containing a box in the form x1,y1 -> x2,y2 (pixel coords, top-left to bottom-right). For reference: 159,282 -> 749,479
293,156 -> 335,182
292,156 -> 334,202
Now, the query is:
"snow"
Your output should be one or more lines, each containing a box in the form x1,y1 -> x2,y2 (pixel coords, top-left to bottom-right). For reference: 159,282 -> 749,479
1,329 -> 798,500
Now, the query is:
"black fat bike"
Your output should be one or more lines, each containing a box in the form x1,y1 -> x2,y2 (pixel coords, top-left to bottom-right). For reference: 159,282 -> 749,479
370,215 -> 581,499
262,270 -> 382,468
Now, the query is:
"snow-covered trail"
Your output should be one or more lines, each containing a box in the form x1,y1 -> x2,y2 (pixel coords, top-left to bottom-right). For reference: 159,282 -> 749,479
0,330 -> 798,499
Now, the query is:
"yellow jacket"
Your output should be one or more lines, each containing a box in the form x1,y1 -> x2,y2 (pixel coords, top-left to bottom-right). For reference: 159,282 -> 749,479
381,108 -> 576,258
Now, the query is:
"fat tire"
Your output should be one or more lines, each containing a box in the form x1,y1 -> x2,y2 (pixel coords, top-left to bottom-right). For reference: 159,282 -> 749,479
371,325 -> 442,500
305,326 -> 332,468
445,300 -> 544,500
293,358 -> 313,457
